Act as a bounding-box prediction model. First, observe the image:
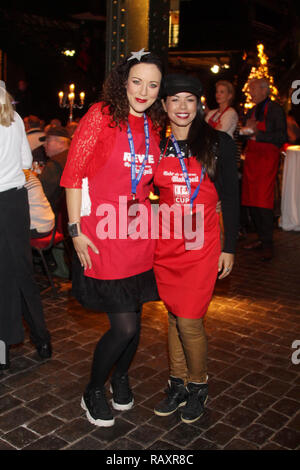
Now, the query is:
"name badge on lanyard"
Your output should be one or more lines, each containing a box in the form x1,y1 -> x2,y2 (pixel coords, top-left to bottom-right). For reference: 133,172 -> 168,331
126,113 -> 150,235
127,113 -> 150,200
170,134 -> 205,215
170,134 -> 205,250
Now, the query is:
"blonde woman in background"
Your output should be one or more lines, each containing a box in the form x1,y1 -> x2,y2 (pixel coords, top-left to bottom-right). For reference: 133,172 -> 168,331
206,80 -> 238,138
0,81 -> 51,371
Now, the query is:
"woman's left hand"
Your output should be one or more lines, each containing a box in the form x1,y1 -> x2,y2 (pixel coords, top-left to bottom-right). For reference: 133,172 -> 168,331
218,252 -> 234,279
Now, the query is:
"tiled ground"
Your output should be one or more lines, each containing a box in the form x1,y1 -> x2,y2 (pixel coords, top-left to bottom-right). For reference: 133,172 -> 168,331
0,227 -> 299,451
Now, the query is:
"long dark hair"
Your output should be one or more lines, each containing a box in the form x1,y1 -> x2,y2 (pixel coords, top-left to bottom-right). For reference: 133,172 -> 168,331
187,100 -> 219,180
101,52 -> 165,129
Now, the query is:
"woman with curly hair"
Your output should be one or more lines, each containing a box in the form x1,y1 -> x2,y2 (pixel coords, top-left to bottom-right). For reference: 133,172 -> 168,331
60,51 -> 164,427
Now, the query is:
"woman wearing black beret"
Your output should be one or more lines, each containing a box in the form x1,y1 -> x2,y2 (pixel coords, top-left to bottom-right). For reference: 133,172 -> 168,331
153,74 -> 239,423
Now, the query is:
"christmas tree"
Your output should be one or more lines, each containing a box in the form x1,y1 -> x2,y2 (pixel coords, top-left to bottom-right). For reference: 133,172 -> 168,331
243,43 -> 279,111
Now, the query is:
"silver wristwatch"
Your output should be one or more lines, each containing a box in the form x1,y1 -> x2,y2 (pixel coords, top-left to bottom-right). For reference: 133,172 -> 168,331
68,222 -> 81,238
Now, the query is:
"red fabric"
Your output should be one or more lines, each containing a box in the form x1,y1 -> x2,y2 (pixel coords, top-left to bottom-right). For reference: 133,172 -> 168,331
153,155 -> 220,319
61,102 -> 161,189
30,231 -> 63,249
242,103 -> 280,209
61,103 -> 116,189
207,106 -> 230,129
71,113 -> 160,280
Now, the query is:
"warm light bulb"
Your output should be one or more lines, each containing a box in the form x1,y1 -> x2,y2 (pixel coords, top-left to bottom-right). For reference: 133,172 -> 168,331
58,91 -> 64,105
80,92 -> 85,105
210,65 -> 220,74
69,84 -> 75,92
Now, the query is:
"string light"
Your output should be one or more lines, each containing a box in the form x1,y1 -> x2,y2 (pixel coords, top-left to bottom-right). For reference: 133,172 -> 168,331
62,50 -> 76,57
242,43 -> 279,111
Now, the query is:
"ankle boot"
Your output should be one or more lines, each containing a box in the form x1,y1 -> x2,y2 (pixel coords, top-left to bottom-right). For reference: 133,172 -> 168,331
180,382 -> 208,423
154,377 -> 188,416
110,373 -> 134,411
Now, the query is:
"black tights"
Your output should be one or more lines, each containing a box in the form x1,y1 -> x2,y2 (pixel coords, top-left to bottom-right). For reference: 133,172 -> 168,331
89,310 -> 141,389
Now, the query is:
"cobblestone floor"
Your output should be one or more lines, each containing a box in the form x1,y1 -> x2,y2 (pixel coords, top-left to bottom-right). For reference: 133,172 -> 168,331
0,227 -> 299,452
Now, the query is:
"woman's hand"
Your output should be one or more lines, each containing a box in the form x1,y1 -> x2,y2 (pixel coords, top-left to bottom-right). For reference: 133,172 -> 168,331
218,252 -> 234,279
73,233 -> 99,270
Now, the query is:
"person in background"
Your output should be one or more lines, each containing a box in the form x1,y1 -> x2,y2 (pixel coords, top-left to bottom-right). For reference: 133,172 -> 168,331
38,126 -> 71,215
23,169 -> 55,238
205,80 -> 238,138
0,80 -> 51,370
38,126 -> 71,278
66,121 -> 79,138
43,118 -> 62,135
24,115 -> 48,164
60,50 -> 164,427
241,78 -> 287,261
24,115 -> 45,151
153,74 -> 239,423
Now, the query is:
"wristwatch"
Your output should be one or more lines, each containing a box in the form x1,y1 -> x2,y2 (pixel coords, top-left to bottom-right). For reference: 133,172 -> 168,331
68,222 -> 81,238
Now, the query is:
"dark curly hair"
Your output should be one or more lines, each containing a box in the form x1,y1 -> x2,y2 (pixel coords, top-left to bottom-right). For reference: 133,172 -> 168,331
100,52 -> 165,130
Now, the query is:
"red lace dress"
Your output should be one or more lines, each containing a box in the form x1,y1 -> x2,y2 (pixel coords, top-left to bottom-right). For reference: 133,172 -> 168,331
60,103 -> 161,312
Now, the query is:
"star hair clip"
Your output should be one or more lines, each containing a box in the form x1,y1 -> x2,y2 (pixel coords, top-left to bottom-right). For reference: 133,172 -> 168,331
127,48 -> 150,61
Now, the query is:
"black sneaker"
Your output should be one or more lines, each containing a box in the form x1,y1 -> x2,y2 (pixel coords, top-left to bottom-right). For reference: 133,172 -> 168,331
81,386 -> 115,427
154,377 -> 188,416
110,374 -> 134,411
180,382 -> 208,424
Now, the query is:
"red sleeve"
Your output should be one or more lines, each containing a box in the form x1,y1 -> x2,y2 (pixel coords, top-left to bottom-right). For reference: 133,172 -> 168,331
60,102 -> 109,188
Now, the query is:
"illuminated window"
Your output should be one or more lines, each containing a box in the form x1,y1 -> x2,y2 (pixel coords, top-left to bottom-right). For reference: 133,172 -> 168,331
169,0 -> 180,48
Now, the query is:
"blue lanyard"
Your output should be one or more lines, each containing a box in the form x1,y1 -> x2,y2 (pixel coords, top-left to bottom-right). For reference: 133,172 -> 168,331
170,134 -> 205,214
127,113 -> 150,199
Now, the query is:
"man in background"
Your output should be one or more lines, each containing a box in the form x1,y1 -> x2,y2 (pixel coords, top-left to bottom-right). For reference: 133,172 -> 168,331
38,126 -> 71,215
242,78 -> 287,261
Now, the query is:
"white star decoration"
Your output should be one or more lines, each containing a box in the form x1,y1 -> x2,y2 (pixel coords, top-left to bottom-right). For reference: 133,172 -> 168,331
128,48 -> 150,61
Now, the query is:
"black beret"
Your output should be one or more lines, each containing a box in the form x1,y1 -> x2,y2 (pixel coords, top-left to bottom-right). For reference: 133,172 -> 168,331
162,74 -> 203,98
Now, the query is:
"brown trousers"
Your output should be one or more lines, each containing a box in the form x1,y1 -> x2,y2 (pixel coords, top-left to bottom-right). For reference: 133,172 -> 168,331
168,312 -> 207,384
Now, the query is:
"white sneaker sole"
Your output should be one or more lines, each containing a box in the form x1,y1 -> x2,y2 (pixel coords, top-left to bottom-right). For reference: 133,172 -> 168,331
109,385 -> 134,410
81,396 -> 115,427
154,401 -> 187,417
180,396 -> 208,424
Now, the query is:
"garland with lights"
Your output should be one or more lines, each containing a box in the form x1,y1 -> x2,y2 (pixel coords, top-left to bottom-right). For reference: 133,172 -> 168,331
242,43 -> 279,111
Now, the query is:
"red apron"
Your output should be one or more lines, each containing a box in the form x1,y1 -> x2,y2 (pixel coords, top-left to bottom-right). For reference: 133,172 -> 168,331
81,114 -> 160,280
242,103 -> 280,209
207,106 -> 230,129
153,154 -> 220,319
